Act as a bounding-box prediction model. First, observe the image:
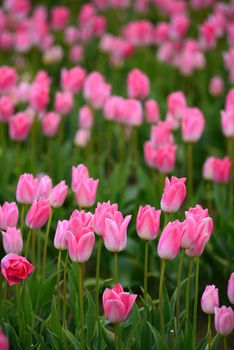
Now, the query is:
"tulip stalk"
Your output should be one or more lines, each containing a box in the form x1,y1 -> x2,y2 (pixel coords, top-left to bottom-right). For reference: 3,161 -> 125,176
159,259 -> 166,337
207,314 -> 212,350
115,323 -> 121,350
223,336 -> 228,350
95,236 -> 103,309
187,143 -> 193,199
56,249 -> 62,317
186,257 -> 194,319
114,252 -> 118,284
42,210 -> 53,278
192,256 -> 200,350
144,240 -> 149,299
78,263 -> 85,350
20,204 -> 25,233
176,249 -> 184,331
25,228 -> 32,258
63,251 -> 69,328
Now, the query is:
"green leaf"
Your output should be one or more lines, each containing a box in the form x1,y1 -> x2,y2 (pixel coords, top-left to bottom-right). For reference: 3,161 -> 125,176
147,322 -> 169,350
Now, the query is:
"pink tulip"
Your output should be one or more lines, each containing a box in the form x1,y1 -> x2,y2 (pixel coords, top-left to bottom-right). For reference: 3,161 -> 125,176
74,129 -> 90,147
72,164 -> 89,192
16,173 -> 38,204
228,273 -> 234,304
136,205 -> 161,240
54,91 -> 74,116
225,89 -> 234,111
212,157 -> 231,183
150,121 -> 174,148
4,0 -> 31,18
209,76 -> 224,96
143,140 -> 157,168
1,253 -> 34,286
160,176 -> 186,213
29,82 -> 49,112
0,66 -> 18,93
103,96 -> 126,122
67,210 -> 95,263
78,105 -> 93,129
75,178 -> 99,208
36,175 -> 52,199
69,45 -> 84,64
94,201 -> 118,236
54,220 -> 69,250
154,144 -> 177,174
103,284 -> 137,323
167,91 -> 187,118
221,110 -> 234,138
0,95 -> 14,122
144,99 -> 160,124
214,306 -> 234,336
64,26 -> 79,45
42,112 -> 61,137
181,107 -> 205,142
0,328 -> 9,350
48,180 -> 68,208
122,99 -> 143,126
51,6 -> 70,30
127,68 -> 150,99
0,202 -> 18,230
26,199 -> 51,229
9,112 -> 31,142
201,285 -> 219,314
202,157 -> 215,181
157,220 -> 183,260
43,45 -> 64,65
83,72 -> 111,109
2,227 -> 23,254
103,210 -> 131,252
61,67 -> 86,94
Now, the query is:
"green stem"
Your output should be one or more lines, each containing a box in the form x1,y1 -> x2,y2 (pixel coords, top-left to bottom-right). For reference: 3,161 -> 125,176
163,213 -> 170,230
42,210 -> 53,278
223,336 -> 228,350
20,204 -> 25,234
95,237 -> 103,309
192,256 -> 200,350
25,228 -> 32,258
79,263 -> 85,350
32,229 -> 35,265
207,314 -> 212,350
115,323 -> 121,350
63,251 -> 69,328
187,143 -> 193,199
15,284 -> 21,337
159,259 -> 166,338
37,230 -> 41,267
56,250 -> 62,318
176,249 -> 184,331
186,257 -> 194,319
114,252 -> 118,284
144,240 -> 149,299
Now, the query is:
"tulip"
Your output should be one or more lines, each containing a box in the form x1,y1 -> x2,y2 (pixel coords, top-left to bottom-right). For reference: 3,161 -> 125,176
214,306 -> 234,336
202,157 -> 215,181
209,76 -> 224,96
160,176 -> 186,213
42,112 -> 61,137
29,82 -> 49,112
75,178 -> 99,208
51,6 -> 70,30
54,220 -> 69,250
2,227 -> 23,254
36,174 -> 53,199
0,95 -> 14,122
0,66 -> 17,93
0,328 -> 9,350
16,173 -> 38,204
54,91 -> 74,116
181,107 -> 205,143
1,253 -> 34,286
48,180 -> 68,208
150,121 -> 174,148
83,72 -> 111,109
127,68 -> 150,99
227,273 -> 234,304
74,129 -> 90,148
201,285 -> 219,314
9,112 -> 31,142
144,99 -> 160,124
26,198 -> 51,229
157,220 -> 183,260
167,91 -> 187,119
0,202 -> 19,230
154,144 -> 177,174
78,105 -> 93,129
71,164 -> 89,192
136,205 -> 161,241
61,66 -> 86,94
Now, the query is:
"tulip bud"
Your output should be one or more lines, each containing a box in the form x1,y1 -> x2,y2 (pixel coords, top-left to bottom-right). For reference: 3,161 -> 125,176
71,164 -> 89,192
136,205 -> 161,240
54,220 -> 69,250
16,173 -> 38,204
127,68 -> 150,100
145,99 -> 160,124
160,176 -> 186,213
2,227 -> 23,254
228,273 -> 234,304
157,220 -> 183,260
36,174 -> 53,199
42,112 -> 61,137
26,199 -> 51,229
75,178 -> 99,208
9,112 -> 31,142
48,180 -> 68,208
0,202 -> 19,230
201,285 -> 219,314
1,253 -> 34,286
214,306 -> 234,336
94,201 -> 118,236
181,107 -> 205,142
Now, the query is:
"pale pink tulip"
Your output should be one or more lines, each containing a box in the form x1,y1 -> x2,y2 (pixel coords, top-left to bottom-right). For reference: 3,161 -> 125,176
136,205 -> 161,240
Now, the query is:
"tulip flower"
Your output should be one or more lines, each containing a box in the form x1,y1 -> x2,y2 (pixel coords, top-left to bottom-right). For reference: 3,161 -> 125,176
16,173 -> 38,204
154,144 -> 177,174
2,227 -> 23,254
150,121 -> 174,148
61,66 -> 86,94
127,68 -> 150,99
181,107 -> 205,142
75,178 -> 99,208
228,273 -> 234,304
78,105 -> 93,129
48,180 -> 68,208
71,164 -> 89,192
1,253 -> 34,286
54,91 -> 74,116
145,99 -> 160,124
54,220 -> 69,250
26,198 -> 51,229
160,176 -> 186,213
0,66 -> 18,93
74,129 -> 90,148
209,76 -> 224,96
0,328 -> 9,350
42,112 -> 61,137
214,306 -> 234,336
0,202 -> 19,230
36,174 -> 53,199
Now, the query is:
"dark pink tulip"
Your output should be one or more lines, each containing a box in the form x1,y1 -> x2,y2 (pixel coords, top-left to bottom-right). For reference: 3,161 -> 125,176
36,174 -> 53,199
0,202 -> 18,230
151,121 -> 174,148
51,6 -> 70,30
75,178 -> 99,208
201,285 -> 219,314
182,107 -> 205,142
48,180 -> 68,208
9,112 -> 31,141
0,328 -> 9,350
127,68 -> 150,99
145,99 -> 160,124
54,220 -> 69,250
160,176 -> 186,213
29,82 -> 49,112
228,273 -> 234,304
154,144 -> 177,174
42,112 -> 61,137
61,67 -> 86,94
4,0 -> 31,18
72,164 -> 89,192
167,91 -> 187,118
1,253 -> 34,286
136,205 -> 161,240
103,210 -> 131,252
94,201 -> 118,236
103,284 -> 137,323
0,95 -> 14,122
157,220 -> 183,260
26,199 -> 51,229
78,106 -> 93,129
2,227 -> 23,254
212,157 -> 231,183
54,91 -> 74,116
0,66 -> 17,93
214,306 -> 234,336
16,173 -> 38,204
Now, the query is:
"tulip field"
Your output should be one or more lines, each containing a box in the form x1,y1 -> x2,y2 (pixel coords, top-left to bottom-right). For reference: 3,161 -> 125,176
1,0 -> 234,349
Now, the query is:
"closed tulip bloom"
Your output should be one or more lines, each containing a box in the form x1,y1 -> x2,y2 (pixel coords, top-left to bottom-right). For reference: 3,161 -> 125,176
78,105 -> 93,129
54,91 -> 74,116
0,328 -> 9,350
71,164 -> 89,192
209,76 -> 224,96
221,110 -> 234,138
75,178 -> 99,208
61,66 -> 86,94
181,215 -> 199,249
167,91 -> 187,118
225,89 -> 234,110
160,176 -> 186,213
103,284 -> 137,323
201,285 -> 219,314
42,112 -> 61,137
54,220 -> 69,250
202,157 -> 215,180
150,121 -> 174,148
36,174 -> 53,199
213,157 -> 231,183
228,273 -> 234,304
48,180 -> 68,208
182,107 -> 205,142
74,129 -> 90,148
127,68 -> 150,99
103,210 -> 131,252
136,205 -> 161,240
2,227 -> 23,254
1,253 -> 34,286
16,173 -> 38,204
0,95 -> 14,122
51,6 -> 70,30
214,306 -> 234,336
154,144 -> 177,174
29,82 -> 49,112
26,199 -> 51,229
94,201 -> 118,236
9,112 -> 31,142
157,220 -> 183,260
145,99 -> 160,124
0,66 -> 18,93
123,99 -> 143,126
0,202 -> 19,230
143,140 -> 157,168
83,72 -> 111,109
